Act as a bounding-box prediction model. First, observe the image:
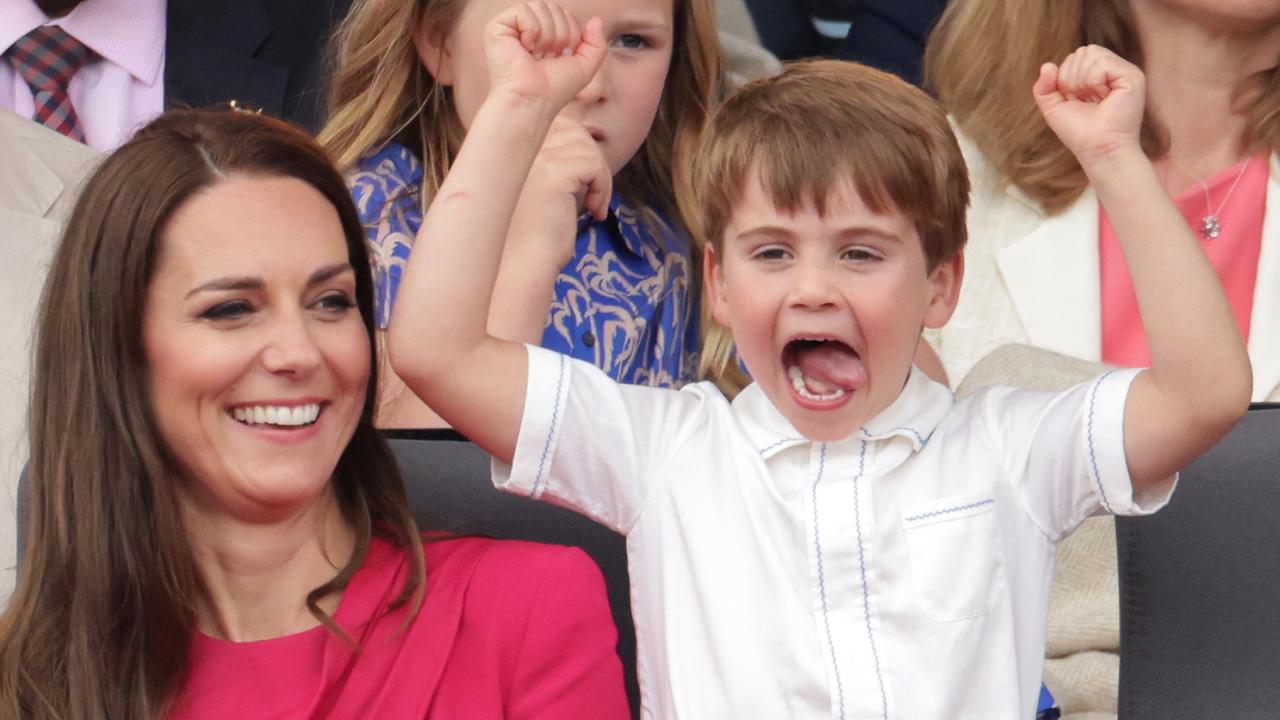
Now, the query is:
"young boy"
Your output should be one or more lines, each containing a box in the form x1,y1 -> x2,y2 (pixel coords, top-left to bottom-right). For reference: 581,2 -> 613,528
389,8 -> 1253,717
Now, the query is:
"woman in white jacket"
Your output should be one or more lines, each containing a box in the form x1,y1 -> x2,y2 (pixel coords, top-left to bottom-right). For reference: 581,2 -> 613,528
924,0 -> 1280,403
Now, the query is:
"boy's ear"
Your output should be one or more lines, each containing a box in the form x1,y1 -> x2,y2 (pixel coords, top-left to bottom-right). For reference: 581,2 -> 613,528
414,22 -> 454,85
703,243 -> 733,328
922,251 -> 964,329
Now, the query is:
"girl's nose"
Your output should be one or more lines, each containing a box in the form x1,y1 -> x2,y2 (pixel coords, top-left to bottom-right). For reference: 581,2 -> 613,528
575,59 -> 607,105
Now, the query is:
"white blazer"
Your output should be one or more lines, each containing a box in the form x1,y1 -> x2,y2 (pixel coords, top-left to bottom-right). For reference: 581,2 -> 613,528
0,110 -> 98,598
929,129 -> 1280,403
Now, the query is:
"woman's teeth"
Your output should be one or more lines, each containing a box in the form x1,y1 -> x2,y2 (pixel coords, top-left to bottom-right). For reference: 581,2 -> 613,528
787,365 -> 846,401
232,403 -> 321,427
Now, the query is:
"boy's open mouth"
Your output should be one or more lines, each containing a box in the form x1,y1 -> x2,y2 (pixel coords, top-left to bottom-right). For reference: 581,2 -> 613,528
782,338 -> 866,402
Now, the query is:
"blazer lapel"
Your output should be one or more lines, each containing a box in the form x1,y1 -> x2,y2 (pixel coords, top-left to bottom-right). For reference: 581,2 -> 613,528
1249,154 -> 1280,401
0,124 -> 65,220
995,188 -> 1102,362
164,0 -> 289,117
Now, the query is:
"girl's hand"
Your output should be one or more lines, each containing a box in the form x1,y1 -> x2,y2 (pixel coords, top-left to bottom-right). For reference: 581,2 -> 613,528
485,1 -> 606,115
1033,45 -> 1146,171
507,115 -> 613,273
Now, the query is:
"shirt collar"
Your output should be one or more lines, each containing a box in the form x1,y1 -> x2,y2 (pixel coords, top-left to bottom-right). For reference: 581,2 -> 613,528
577,192 -> 652,257
733,365 -> 956,460
35,0 -> 166,86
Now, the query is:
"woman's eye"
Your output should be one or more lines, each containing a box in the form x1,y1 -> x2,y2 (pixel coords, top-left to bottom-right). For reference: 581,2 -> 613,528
199,300 -> 253,321
314,292 -> 356,314
612,34 -> 649,50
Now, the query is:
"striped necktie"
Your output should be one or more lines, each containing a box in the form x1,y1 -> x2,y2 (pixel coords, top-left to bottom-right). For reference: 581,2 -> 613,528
5,25 -> 93,142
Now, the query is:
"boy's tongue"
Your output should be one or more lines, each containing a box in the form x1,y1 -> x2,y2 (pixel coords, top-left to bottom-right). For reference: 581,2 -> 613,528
793,342 -> 866,395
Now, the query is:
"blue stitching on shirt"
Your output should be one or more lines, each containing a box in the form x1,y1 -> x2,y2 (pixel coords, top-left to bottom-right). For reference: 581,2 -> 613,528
531,353 -> 567,498
1086,370 -> 1117,514
853,439 -> 889,719
862,425 -> 929,446
812,444 -> 846,720
758,437 -> 805,455
903,498 -> 995,523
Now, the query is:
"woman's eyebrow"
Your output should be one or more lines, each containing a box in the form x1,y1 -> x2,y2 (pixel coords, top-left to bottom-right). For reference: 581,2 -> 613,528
185,276 -> 263,299
307,263 -> 354,286
183,263 -> 353,299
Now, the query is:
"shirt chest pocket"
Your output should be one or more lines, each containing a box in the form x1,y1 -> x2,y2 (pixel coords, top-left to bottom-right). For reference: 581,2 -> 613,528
902,494 -> 1005,623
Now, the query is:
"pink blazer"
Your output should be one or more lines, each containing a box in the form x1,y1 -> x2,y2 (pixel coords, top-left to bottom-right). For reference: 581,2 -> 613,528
174,536 -> 630,719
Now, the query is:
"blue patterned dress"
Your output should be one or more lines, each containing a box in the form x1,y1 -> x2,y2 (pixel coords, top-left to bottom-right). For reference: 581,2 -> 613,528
348,143 -> 699,388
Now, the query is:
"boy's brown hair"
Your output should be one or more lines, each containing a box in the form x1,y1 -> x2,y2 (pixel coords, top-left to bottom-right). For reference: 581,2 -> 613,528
690,59 -> 970,394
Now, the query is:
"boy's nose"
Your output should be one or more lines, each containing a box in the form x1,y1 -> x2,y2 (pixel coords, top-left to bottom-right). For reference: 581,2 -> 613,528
789,263 -> 841,311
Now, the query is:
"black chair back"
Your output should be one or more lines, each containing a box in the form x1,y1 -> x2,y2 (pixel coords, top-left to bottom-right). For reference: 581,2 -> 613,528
1117,403 -> 1280,718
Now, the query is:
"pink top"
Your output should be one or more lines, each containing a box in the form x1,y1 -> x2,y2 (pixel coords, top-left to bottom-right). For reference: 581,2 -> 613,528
0,0 -> 165,151
172,535 -> 630,719
1100,155 -> 1268,367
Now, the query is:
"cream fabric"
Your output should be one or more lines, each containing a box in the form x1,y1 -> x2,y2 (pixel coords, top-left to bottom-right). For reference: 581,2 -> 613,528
0,109 -> 97,604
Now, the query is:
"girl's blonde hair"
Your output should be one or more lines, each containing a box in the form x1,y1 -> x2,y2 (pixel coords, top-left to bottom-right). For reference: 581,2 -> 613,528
925,0 -> 1280,215
320,0 -> 722,219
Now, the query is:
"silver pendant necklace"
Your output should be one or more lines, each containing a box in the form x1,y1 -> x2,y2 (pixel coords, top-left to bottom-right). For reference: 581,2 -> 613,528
1174,157 -> 1251,241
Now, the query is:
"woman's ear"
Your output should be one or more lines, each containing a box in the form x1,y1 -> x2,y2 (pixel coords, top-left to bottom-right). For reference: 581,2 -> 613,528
413,22 -> 454,85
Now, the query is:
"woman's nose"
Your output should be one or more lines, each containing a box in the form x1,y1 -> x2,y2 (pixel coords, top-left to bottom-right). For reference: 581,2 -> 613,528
261,313 -> 322,376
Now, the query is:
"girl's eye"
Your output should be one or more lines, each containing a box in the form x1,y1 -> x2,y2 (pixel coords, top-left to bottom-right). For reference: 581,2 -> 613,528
199,300 -> 253,321
314,292 -> 356,314
612,34 -> 649,50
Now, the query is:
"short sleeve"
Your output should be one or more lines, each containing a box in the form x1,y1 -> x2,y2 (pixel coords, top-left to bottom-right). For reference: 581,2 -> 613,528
979,368 -> 1177,539
492,344 -> 705,533
504,547 -> 630,720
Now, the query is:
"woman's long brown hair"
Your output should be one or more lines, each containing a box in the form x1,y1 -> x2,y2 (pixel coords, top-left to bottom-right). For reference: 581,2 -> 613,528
0,109 -> 424,719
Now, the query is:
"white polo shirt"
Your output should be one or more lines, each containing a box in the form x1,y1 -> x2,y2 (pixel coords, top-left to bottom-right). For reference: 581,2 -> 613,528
495,345 -> 1175,719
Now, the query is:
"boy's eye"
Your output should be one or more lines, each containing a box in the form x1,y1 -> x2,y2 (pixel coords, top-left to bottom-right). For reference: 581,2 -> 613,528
199,299 -> 253,321
612,34 -> 649,50
841,247 -> 881,262
753,247 -> 790,261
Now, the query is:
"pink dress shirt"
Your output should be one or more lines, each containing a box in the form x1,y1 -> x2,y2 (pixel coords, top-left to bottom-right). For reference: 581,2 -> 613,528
171,535 -> 630,719
0,0 -> 164,151
1100,154 -> 1267,368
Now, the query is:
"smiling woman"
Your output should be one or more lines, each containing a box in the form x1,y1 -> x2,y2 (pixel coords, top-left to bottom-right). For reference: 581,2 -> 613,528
0,108 -> 628,719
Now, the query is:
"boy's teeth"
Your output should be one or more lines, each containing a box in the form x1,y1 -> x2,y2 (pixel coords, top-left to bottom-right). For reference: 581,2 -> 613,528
232,403 -> 321,427
786,365 -> 846,402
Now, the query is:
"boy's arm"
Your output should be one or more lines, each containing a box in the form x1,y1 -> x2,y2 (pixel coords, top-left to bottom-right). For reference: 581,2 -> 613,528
1033,46 -> 1252,495
387,4 -> 608,463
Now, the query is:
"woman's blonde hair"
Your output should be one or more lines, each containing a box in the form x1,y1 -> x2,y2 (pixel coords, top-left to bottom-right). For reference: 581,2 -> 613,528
925,0 -> 1280,214
320,0 -> 722,219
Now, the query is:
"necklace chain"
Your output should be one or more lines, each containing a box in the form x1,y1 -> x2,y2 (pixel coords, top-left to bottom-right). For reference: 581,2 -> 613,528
1171,157 -> 1251,241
